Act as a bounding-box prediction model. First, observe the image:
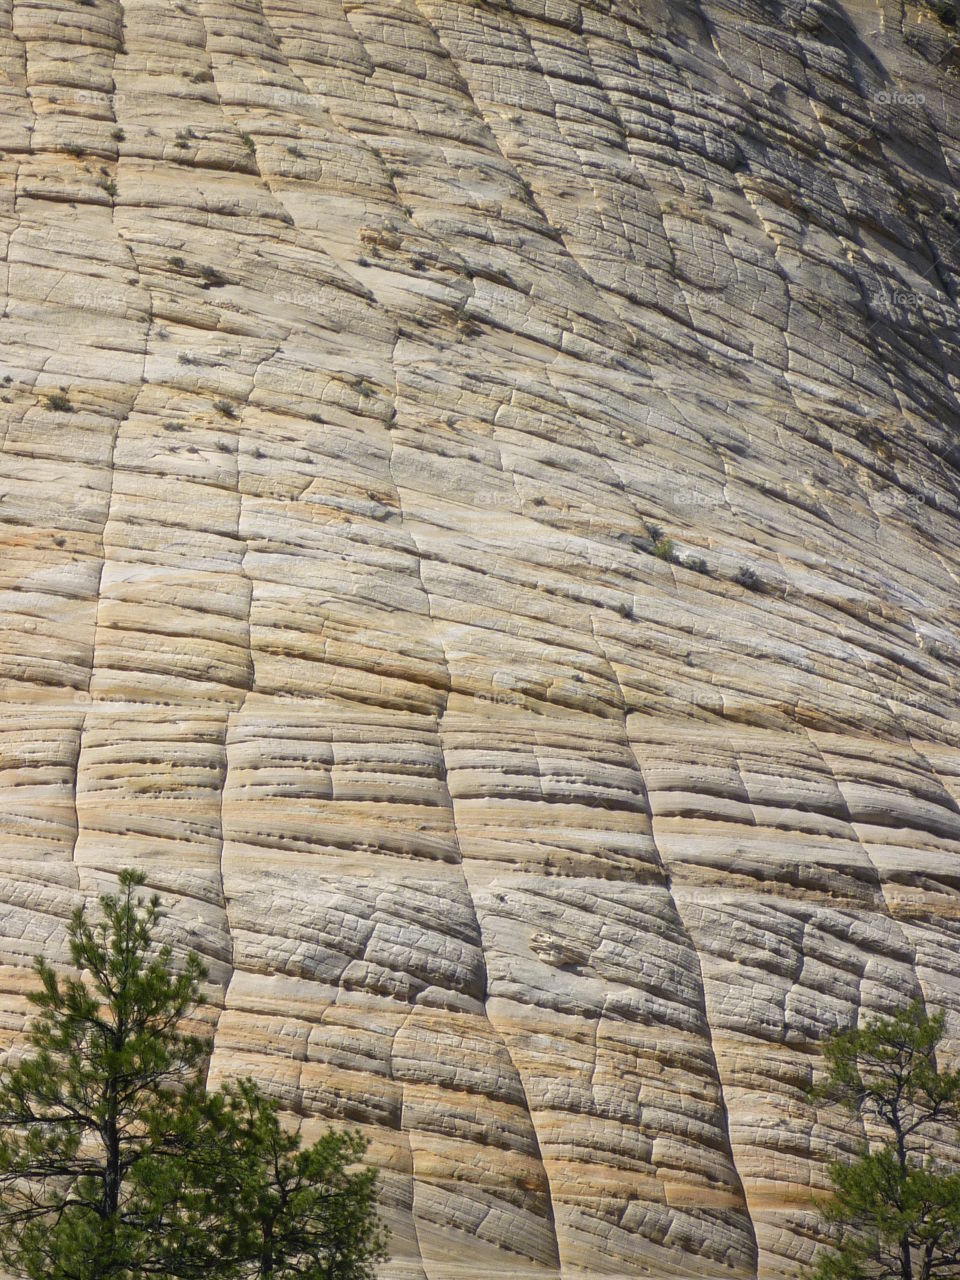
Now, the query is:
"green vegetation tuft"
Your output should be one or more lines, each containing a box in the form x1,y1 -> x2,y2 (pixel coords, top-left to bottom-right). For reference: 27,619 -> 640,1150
44,391 -> 74,412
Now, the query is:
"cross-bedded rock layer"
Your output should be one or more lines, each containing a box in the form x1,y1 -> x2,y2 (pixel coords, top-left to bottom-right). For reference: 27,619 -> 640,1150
1,0 -> 959,1275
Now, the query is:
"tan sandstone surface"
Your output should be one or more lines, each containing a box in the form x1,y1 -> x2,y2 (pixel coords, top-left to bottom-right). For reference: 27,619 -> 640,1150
1,0 -> 960,1275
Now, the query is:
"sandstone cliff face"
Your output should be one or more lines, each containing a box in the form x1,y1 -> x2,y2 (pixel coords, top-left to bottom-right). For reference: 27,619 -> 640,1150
1,0 -> 960,1274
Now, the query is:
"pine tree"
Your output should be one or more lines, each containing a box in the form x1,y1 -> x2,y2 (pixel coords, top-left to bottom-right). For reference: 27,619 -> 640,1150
0,870 -> 209,1278
0,871 -> 386,1280
813,1001 -> 960,1280
193,1080 -> 386,1279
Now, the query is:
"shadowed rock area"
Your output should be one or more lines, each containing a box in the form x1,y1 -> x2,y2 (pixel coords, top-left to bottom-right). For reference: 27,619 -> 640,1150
0,0 -> 959,1275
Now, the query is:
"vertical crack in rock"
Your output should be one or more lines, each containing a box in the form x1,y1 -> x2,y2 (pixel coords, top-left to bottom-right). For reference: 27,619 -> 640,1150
626,711 -> 954,1277
806,728 -> 960,1040
214,720 -> 235,980
625,735 -> 760,1279
385,336 -> 563,1271
579,625 -> 761,1276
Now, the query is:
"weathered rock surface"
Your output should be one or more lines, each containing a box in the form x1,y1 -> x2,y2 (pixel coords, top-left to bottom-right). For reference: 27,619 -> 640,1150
1,0 -> 960,1274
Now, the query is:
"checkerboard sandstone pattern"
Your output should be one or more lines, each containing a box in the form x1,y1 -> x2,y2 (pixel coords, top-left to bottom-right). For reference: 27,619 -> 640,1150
0,0 -> 959,1275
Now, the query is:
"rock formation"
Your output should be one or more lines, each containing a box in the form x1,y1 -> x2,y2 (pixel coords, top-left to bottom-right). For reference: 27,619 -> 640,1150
0,0 -> 959,1275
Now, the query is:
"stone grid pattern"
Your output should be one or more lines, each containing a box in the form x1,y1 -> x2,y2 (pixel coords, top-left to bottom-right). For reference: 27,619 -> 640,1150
0,0 -> 959,1275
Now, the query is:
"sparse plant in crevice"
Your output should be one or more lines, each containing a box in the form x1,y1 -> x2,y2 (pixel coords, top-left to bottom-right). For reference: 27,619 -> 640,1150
213,399 -> 237,419
168,255 -> 186,270
64,142 -> 85,158
98,177 -> 118,198
200,265 -> 227,288
653,536 -> 678,563
111,127 -> 125,142
240,131 -> 255,154
735,565 -> 763,592
43,391 -> 74,413
685,556 -> 711,576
